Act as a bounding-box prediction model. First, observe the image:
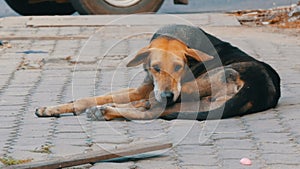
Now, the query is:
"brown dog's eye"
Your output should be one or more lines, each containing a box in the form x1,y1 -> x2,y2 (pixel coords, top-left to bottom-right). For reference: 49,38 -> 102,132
174,65 -> 182,72
152,65 -> 160,72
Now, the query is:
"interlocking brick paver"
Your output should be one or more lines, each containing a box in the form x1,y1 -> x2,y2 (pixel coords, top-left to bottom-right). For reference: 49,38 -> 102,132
259,142 -> 299,154
0,13 -> 299,168
268,164 -> 300,169
136,160 -> 178,169
181,166 -> 220,169
222,159 -> 263,169
178,154 -> 218,166
262,153 -> 300,165
91,162 -> 134,169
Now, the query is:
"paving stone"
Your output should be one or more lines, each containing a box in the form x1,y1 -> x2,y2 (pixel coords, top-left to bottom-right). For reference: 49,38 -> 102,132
245,119 -> 285,133
259,143 -> 299,154
0,96 -> 26,106
252,132 -> 293,144
262,153 -> 300,165
267,164 -> 300,169
14,137 -> 49,147
0,110 -> 21,117
178,154 -> 218,166
52,138 -> 87,146
212,132 -> 250,140
136,160 -> 178,169
93,135 -> 132,144
8,150 -> 49,162
55,124 -> 86,133
91,127 -> 128,136
221,159 -> 263,169
218,149 -> 257,159
91,162 -> 134,169
215,139 -> 256,150
279,105 -> 300,120
175,145 -> 216,155
4,87 -> 31,96
51,145 -> 87,157
241,110 -> 278,121
181,166 -> 220,169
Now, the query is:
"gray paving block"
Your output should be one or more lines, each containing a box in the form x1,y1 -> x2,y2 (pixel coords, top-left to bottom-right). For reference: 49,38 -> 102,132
181,166 -> 220,169
51,145 -> 87,157
262,153 -> 300,165
267,164 -> 300,169
175,144 -> 216,155
178,154 -> 218,166
211,131 -> 250,140
218,149 -> 257,159
8,150 -> 49,162
215,139 -> 256,150
259,143 -> 299,154
91,162 -> 134,169
93,135 -> 133,144
0,95 -> 26,105
136,160 -> 178,169
245,119 -> 285,133
252,132 -> 292,144
221,159 -> 263,169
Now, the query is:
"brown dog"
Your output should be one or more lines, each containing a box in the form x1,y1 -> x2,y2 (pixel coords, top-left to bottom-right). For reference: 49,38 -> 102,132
36,25 -> 280,120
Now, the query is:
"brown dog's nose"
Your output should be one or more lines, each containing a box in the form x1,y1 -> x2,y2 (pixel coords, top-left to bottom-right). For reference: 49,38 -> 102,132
160,91 -> 174,106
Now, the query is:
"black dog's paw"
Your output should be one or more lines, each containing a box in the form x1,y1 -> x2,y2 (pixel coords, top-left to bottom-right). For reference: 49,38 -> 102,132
86,106 -> 106,121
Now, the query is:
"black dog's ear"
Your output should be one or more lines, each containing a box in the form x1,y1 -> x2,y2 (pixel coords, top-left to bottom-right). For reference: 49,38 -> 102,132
126,46 -> 150,67
185,48 -> 214,62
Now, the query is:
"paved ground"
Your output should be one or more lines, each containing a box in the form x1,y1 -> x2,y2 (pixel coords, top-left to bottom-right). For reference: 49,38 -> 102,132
0,13 -> 300,169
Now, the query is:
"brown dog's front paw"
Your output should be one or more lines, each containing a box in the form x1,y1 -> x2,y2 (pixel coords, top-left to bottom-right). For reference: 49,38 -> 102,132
35,107 -> 60,117
86,106 -> 106,121
98,106 -> 114,120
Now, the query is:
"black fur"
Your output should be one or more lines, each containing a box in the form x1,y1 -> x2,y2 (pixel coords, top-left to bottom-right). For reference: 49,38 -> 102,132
153,25 -> 281,120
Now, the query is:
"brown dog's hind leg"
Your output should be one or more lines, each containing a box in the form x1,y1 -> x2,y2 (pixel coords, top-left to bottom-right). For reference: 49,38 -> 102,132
181,67 -> 244,101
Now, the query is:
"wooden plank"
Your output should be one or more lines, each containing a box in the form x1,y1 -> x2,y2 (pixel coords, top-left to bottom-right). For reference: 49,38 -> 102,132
4,139 -> 172,169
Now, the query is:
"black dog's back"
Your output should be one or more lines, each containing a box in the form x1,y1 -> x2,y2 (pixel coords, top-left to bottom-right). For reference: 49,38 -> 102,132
155,25 -> 281,120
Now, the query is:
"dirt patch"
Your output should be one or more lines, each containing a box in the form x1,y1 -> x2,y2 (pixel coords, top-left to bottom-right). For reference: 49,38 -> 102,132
230,2 -> 300,29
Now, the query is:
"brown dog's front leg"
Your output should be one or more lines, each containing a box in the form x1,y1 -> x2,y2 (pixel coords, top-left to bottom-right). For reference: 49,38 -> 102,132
91,101 -> 161,121
35,83 -> 153,117
35,97 -> 106,117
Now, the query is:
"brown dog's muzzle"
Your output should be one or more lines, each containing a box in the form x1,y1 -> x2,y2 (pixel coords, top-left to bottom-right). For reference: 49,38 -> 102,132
160,91 -> 175,106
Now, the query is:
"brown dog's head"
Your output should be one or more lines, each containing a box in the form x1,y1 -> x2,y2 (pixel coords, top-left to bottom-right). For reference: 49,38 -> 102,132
127,37 -> 213,105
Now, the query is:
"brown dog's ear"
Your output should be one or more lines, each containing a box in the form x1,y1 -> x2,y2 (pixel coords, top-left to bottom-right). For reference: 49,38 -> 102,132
185,48 -> 214,62
126,46 -> 150,67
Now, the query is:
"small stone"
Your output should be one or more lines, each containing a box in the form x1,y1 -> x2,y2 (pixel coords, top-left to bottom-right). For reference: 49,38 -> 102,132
6,43 -> 12,48
240,157 -> 252,166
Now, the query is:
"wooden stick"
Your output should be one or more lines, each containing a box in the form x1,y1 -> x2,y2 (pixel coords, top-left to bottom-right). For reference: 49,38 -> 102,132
4,139 -> 172,169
